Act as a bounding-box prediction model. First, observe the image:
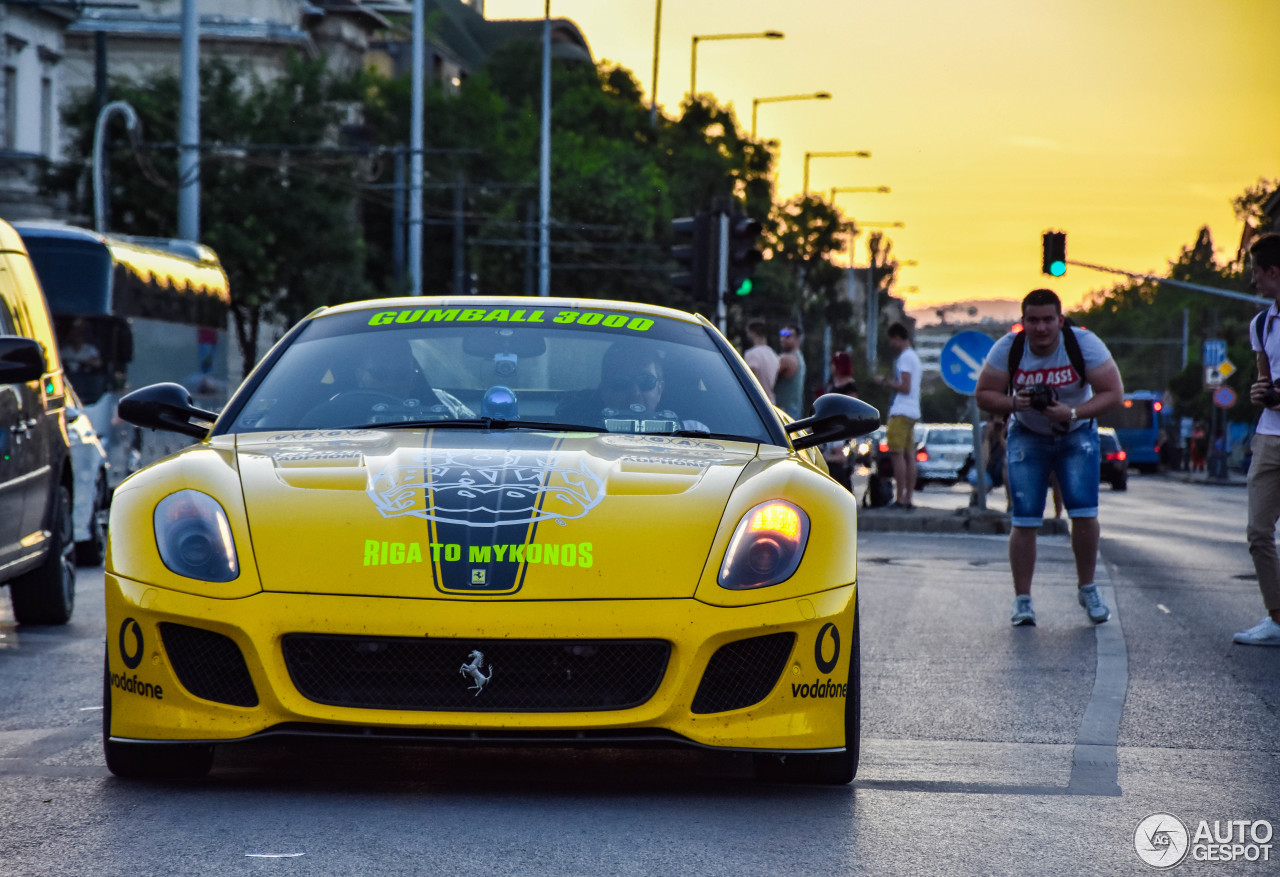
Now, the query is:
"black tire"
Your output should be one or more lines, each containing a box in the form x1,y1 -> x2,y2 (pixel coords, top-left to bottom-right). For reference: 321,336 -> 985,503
76,475 -> 109,567
102,648 -> 214,780
10,484 -> 76,625
1111,477 -> 1128,491
755,598 -> 861,785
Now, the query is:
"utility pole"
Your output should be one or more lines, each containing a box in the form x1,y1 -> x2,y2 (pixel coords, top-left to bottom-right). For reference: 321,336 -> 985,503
538,3 -> 552,296
177,0 -> 199,241
409,0 -> 425,295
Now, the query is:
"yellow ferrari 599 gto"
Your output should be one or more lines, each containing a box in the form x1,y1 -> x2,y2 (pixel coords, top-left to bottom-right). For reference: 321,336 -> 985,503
104,297 -> 878,783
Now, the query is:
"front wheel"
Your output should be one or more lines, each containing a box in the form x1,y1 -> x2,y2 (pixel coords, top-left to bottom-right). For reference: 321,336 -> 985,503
755,600 -> 861,785
10,484 -> 76,625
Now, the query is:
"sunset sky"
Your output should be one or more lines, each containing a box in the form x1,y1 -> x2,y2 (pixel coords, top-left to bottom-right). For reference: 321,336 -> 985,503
485,0 -> 1279,312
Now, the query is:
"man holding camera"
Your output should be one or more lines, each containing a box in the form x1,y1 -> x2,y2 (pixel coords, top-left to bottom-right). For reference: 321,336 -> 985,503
976,288 -> 1124,627
1237,232 -> 1280,646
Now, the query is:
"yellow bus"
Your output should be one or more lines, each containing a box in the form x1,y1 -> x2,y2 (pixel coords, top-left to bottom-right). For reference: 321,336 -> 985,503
12,221 -> 230,487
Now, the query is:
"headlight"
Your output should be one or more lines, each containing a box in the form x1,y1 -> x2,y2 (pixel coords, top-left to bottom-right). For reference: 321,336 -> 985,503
154,490 -> 239,582
718,500 -> 809,590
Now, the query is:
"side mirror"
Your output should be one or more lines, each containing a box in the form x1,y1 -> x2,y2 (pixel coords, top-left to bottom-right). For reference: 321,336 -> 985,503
118,382 -> 217,439
786,394 -> 881,451
0,336 -> 46,384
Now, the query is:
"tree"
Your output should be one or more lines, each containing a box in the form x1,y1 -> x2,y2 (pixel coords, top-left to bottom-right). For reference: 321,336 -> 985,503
1072,179 -> 1268,428
47,55 -> 372,376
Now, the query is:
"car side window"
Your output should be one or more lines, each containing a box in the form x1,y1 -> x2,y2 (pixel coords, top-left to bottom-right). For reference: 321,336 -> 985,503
2,253 -> 59,370
0,285 -> 15,335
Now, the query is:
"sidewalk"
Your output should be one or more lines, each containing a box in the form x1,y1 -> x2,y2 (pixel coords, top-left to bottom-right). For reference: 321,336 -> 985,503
854,467 -> 1246,534
1172,467 -> 1248,487
856,480 -> 1066,535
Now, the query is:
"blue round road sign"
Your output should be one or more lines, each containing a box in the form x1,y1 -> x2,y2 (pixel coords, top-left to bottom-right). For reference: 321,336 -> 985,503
1213,386 -> 1236,409
940,331 -> 996,395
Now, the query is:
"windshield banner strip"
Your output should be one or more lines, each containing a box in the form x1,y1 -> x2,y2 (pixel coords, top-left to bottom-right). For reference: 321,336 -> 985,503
367,308 -> 654,332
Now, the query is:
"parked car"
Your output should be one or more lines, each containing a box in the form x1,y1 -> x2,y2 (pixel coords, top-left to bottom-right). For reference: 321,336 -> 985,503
1099,426 -> 1128,491
65,384 -> 110,565
102,296 -> 881,783
914,423 -> 974,487
0,218 -> 75,624
852,426 -> 885,468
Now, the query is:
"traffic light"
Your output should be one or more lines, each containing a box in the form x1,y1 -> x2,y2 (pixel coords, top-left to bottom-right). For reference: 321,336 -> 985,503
1041,230 -> 1067,277
670,211 -> 714,311
726,213 -> 763,296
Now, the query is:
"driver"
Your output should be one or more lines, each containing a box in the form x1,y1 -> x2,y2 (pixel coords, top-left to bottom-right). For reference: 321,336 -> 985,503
301,336 -> 473,426
354,345 -> 429,401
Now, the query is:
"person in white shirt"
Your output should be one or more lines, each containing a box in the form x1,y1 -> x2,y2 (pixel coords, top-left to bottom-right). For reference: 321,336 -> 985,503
875,323 -> 922,509
1238,232 -> 1280,646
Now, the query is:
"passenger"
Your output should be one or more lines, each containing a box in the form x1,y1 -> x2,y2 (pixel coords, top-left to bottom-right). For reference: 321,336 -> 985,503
590,341 -> 709,433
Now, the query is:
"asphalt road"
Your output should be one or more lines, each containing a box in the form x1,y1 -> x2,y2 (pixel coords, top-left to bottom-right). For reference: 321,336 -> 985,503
0,473 -> 1276,876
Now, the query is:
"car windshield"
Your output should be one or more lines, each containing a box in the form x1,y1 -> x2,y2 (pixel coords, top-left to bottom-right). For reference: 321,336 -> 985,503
221,303 -> 774,442
927,427 -> 972,445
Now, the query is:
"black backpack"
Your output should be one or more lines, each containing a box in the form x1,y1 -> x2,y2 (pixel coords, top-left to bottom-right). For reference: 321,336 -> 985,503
1252,309 -> 1272,351
1006,318 -> 1087,394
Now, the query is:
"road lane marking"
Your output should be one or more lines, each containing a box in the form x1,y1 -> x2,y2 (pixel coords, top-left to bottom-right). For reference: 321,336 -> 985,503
1157,604 -> 1171,614
1065,577 -> 1126,797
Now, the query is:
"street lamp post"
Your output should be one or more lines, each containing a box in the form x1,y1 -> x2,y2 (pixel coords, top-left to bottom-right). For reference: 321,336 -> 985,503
803,150 -> 871,196
751,91 -> 831,138
863,244 -> 911,368
650,0 -> 662,127
830,185 -> 890,200
690,31 -> 783,96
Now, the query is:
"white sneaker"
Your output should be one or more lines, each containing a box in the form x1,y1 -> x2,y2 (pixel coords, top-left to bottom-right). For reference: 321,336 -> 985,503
1077,584 -> 1111,624
1011,595 -> 1035,626
1233,617 -> 1280,646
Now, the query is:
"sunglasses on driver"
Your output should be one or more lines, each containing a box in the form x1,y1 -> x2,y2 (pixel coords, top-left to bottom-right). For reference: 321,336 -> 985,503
606,371 -> 661,393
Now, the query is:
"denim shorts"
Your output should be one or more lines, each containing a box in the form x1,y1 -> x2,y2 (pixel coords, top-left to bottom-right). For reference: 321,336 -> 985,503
1006,420 -> 1099,527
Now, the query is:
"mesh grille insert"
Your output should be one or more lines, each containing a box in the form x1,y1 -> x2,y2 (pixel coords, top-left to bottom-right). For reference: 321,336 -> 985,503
691,632 -> 795,714
159,623 -> 259,708
281,635 -> 670,712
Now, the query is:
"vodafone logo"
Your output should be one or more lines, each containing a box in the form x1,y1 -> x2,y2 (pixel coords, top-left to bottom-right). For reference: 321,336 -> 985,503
118,618 -> 144,670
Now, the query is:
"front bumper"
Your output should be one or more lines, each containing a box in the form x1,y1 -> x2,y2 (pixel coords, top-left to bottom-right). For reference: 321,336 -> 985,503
105,575 -> 857,753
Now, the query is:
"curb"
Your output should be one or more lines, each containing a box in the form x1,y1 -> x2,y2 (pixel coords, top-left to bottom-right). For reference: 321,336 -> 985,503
858,507 -> 1070,536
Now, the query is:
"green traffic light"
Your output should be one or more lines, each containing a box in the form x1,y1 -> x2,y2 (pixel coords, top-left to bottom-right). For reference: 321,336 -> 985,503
734,278 -> 753,296
1049,261 -> 1066,277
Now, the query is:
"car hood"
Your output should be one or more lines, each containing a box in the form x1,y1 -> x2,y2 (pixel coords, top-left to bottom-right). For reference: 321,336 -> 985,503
233,429 -> 760,600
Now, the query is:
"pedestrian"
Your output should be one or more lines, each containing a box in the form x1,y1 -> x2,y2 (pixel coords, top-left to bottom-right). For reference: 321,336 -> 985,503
775,322 -> 807,419
875,322 -> 922,510
975,288 -> 1124,627
1190,420 -> 1207,472
743,320 -> 780,403
981,413 -> 1009,502
1236,231 -> 1280,646
820,351 -> 860,490
825,350 -> 859,398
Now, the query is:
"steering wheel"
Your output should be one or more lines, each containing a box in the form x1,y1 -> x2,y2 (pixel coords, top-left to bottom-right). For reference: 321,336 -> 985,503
299,390 -> 411,428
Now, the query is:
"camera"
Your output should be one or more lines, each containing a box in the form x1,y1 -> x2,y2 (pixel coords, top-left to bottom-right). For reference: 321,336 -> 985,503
1262,380 -> 1280,408
1024,384 -> 1057,412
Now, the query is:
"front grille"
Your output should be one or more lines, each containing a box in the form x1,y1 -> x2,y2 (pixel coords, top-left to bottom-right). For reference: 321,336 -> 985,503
281,635 -> 670,712
159,623 -> 259,708
691,632 -> 795,714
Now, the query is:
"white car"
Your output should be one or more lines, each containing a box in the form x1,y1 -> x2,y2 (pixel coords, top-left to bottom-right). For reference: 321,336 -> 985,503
65,386 -> 109,565
914,422 -> 976,487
